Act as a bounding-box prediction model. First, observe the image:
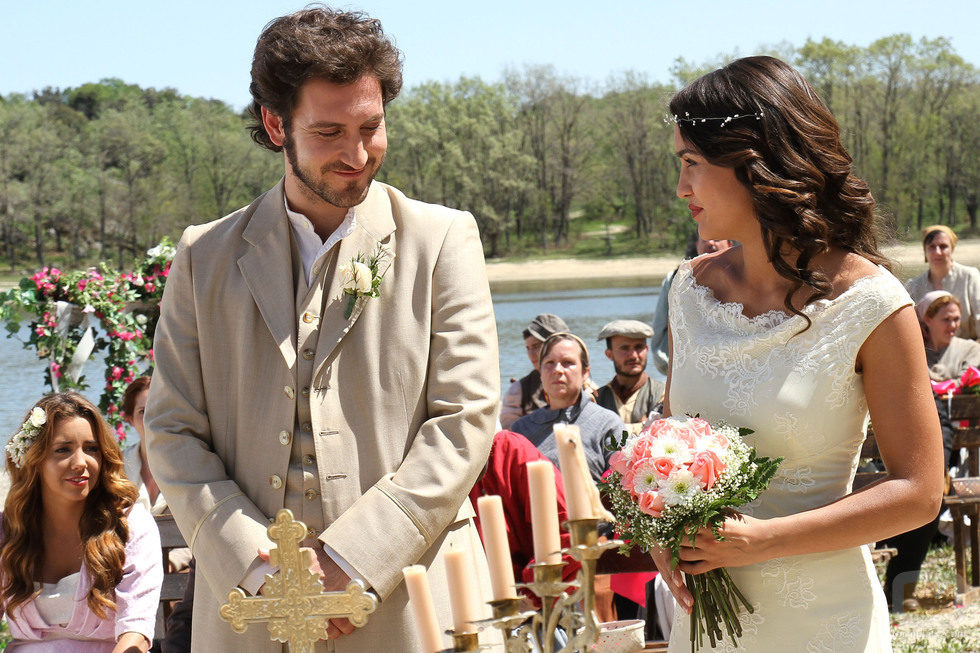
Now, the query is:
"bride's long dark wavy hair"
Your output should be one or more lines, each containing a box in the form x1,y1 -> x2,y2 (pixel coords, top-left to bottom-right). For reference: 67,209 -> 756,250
670,56 -> 891,325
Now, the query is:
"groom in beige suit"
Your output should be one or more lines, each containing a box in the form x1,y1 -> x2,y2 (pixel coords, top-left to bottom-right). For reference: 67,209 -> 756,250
144,7 -> 499,651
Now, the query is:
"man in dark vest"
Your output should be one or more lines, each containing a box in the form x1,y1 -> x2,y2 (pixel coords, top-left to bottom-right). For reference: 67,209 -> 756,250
499,314 -> 568,428
596,320 -> 665,433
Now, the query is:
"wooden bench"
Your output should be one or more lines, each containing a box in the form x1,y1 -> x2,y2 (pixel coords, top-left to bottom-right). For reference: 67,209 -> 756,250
154,512 -> 190,622
945,395 -> 980,606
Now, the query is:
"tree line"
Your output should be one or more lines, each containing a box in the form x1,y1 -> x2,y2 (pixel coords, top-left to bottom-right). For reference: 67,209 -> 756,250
0,34 -> 976,270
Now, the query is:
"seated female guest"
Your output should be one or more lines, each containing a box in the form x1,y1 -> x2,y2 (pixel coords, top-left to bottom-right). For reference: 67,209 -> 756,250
919,290 -> 980,380
906,225 -> 980,340
510,332 -> 624,482
883,290 -> 979,611
1,393 -> 163,652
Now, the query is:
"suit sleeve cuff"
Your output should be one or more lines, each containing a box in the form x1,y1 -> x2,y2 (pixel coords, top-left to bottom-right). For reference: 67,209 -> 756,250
240,560 -> 277,596
320,543 -> 369,587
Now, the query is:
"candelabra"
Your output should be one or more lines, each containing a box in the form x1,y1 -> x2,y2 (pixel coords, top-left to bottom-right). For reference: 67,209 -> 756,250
463,518 -> 621,653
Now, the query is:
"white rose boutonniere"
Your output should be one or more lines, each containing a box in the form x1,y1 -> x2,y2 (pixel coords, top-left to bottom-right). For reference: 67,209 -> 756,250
340,245 -> 391,318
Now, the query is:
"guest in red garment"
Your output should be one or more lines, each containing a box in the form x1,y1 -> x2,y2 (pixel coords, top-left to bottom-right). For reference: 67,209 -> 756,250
468,430 -> 581,605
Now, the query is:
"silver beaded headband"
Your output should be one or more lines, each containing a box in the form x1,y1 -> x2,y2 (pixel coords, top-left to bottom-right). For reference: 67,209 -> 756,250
665,111 -> 764,127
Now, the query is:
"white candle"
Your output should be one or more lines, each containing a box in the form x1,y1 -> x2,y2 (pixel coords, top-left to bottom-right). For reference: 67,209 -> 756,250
527,460 -> 562,565
553,424 -> 593,520
445,546 -> 479,634
402,565 -> 444,653
477,495 -> 517,600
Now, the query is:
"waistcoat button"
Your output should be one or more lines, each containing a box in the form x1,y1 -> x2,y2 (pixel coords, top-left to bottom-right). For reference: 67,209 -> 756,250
269,475 -> 283,489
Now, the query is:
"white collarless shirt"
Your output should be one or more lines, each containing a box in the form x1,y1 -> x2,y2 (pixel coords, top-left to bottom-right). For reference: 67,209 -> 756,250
284,196 -> 357,287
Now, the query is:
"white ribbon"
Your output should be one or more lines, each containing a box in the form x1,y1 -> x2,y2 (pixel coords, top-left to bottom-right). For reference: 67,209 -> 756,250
49,301 -> 97,389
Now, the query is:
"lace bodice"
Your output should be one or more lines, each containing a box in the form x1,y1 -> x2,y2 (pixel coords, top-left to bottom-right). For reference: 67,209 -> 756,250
666,260 -> 910,651
669,261 -> 912,518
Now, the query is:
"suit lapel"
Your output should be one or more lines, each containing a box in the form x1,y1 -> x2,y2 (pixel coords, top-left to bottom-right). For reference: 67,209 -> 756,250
238,181 -> 297,370
313,183 -> 396,382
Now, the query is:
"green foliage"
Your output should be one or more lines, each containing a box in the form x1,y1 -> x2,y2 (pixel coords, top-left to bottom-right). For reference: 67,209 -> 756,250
0,36 -> 977,267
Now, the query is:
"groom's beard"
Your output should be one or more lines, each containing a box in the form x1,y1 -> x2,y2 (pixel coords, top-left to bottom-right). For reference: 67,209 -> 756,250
284,131 -> 385,210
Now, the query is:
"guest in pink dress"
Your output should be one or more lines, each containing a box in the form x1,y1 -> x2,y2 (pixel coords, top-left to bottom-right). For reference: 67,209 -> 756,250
1,392 -> 162,652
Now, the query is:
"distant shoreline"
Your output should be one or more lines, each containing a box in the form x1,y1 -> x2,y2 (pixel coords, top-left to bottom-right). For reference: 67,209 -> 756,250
2,238 -> 977,293
484,238 -> 980,292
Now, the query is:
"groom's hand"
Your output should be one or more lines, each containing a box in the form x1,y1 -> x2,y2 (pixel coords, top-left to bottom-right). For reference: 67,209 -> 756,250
311,547 -> 356,640
256,547 -> 356,640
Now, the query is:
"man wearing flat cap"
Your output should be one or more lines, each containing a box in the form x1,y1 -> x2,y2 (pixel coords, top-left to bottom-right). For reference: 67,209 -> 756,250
500,314 -> 569,428
596,320 -> 665,434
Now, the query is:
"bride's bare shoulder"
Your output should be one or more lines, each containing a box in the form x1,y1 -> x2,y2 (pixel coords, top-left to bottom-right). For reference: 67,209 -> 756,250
825,250 -> 885,298
689,247 -> 740,285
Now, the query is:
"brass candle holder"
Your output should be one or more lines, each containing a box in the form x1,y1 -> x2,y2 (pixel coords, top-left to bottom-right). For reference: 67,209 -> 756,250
449,631 -> 481,651
475,518 -> 621,653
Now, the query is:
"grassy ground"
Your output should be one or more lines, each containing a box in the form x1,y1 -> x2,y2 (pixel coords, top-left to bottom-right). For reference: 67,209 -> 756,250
886,544 -> 980,652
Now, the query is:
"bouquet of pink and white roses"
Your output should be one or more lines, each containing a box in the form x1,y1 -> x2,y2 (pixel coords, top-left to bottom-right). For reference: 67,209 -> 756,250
600,416 -> 781,651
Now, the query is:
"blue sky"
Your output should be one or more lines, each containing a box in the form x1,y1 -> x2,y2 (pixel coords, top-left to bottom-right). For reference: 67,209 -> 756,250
3,0 -> 978,111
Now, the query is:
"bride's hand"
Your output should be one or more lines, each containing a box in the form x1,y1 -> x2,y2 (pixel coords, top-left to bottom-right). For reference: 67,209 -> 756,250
650,545 -> 692,614
676,513 -> 771,574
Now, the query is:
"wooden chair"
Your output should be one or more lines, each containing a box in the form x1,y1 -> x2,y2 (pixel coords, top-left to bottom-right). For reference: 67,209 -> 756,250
154,512 -> 191,623
945,394 -> 980,606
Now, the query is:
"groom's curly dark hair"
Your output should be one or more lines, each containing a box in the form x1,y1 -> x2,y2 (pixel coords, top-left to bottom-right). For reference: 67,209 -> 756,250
670,56 -> 892,331
247,4 -> 404,152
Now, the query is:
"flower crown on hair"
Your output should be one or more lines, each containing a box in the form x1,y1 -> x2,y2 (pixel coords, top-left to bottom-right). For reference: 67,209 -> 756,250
6,407 -> 46,469
665,111 -> 764,127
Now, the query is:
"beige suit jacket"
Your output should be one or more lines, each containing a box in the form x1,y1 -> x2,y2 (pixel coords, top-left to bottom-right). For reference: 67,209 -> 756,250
145,181 -> 500,651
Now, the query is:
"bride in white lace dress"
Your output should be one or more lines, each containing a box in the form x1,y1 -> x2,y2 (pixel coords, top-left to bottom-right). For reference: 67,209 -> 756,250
654,56 -> 945,652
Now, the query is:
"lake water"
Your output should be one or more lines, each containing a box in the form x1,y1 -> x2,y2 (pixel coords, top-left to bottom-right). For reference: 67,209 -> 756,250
0,284 -> 664,442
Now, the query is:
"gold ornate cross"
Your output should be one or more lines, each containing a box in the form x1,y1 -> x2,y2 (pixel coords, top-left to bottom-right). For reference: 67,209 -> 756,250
219,509 -> 378,653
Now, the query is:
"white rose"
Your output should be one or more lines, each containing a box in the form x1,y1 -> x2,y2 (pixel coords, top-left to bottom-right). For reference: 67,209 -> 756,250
147,243 -> 175,258
29,407 -> 46,428
341,261 -> 373,294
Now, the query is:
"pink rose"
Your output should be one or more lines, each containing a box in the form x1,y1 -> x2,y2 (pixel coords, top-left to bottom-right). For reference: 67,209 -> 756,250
686,418 -> 712,439
609,451 -> 629,475
621,467 -> 638,497
638,491 -> 665,518
689,450 -> 725,491
708,432 -> 730,450
652,456 -> 677,479
110,366 -> 123,381
631,435 -> 654,462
